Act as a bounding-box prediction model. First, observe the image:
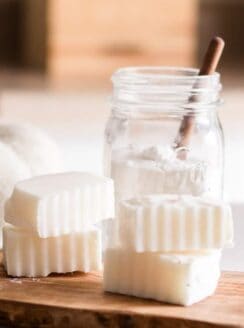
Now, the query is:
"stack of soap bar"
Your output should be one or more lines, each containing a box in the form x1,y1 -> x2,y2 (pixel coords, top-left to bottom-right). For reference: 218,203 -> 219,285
103,195 -> 233,306
3,172 -> 114,277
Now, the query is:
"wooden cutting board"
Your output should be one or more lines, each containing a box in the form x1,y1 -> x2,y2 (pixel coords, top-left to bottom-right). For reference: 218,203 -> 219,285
0,252 -> 243,328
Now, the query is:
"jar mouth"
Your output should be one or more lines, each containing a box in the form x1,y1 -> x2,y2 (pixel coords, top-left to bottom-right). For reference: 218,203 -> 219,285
112,66 -> 220,85
111,66 -> 222,113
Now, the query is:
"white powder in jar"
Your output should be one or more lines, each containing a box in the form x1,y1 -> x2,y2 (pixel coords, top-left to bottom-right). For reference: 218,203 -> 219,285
111,145 -> 209,201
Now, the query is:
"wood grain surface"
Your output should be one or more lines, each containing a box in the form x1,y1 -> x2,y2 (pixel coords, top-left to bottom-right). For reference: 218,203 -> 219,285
0,252 -> 243,328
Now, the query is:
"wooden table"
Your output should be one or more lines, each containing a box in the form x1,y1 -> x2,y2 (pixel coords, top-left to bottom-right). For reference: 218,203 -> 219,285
0,256 -> 243,328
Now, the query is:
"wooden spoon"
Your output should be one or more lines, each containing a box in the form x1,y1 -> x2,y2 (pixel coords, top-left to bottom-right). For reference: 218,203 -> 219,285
174,36 -> 225,158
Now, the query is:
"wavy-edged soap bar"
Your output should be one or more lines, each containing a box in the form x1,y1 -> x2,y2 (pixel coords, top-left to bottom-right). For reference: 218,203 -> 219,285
118,195 -> 233,252
5,172 -> 114,237
103,248 -> 221,306
3,224 -> 102,277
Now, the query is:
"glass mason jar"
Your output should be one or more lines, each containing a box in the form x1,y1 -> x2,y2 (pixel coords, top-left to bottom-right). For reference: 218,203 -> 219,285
104,67 -> 224,204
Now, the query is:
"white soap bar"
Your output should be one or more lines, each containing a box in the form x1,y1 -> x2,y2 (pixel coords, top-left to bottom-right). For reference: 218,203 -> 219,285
3,224 -> 101,277
5,172 -> 114,237
103,248 -> 221,306
118,195 -> 233,252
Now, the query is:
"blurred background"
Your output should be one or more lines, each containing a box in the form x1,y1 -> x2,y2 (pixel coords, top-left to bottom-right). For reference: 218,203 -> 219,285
0,0 -> 243,86
0,0 -> 243,197
0,0 -> 243,269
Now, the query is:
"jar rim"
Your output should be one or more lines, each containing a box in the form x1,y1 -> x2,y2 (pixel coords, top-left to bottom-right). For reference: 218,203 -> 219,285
112,66 -> 220,85
111,66 -> 222,113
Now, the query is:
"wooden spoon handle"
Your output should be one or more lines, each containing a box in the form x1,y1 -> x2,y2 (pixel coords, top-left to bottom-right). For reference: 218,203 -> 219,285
199,37 -> 225,75
175,37 -> 225,152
